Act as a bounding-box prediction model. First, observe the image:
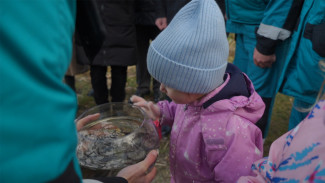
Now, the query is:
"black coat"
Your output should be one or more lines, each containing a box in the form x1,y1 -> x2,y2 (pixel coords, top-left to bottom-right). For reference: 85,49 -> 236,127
90,0 -> 137,66
155,0 -> 190,23
155,0 -> 225,23
135,0 -> 157,25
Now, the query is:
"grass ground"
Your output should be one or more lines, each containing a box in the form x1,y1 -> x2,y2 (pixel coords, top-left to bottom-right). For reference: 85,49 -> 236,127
75,34 -> 293,182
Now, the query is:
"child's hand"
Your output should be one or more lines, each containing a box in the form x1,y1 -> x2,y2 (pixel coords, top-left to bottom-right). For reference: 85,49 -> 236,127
130,95 -> 161,120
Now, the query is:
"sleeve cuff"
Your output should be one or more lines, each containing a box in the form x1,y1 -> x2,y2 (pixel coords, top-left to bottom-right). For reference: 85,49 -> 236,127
256,34 -> 279,55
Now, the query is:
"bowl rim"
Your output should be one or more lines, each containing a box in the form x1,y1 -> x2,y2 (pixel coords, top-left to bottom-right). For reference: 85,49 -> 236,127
75,102 -> 158,139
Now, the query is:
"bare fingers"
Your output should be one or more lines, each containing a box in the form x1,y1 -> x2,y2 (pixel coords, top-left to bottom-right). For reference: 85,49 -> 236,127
76,113 -> 100,131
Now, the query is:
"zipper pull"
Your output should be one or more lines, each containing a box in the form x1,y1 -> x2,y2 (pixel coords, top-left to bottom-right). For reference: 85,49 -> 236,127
184,104 -> 188,111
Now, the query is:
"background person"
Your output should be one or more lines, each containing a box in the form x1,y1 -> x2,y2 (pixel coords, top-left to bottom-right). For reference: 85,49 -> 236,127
254,0 -> 325,130
225,0 -> 304,138
135,0 -> 162,102
87,0 -> 137,105
155,0 -> 225,31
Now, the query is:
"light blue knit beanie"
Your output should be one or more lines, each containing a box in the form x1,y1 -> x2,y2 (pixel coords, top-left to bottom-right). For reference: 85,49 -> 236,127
147,0 -> 229,94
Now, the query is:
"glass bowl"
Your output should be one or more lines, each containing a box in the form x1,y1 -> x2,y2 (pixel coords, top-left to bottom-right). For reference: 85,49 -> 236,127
75,102 -> 160,170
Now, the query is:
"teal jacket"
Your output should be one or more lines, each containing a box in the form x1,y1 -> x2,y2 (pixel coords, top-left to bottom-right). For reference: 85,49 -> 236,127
0,0 -> 82,182
226,0 -> 268,25
225,0 -> 270,36
256,0 -> 325,104
226,0 -> 303,48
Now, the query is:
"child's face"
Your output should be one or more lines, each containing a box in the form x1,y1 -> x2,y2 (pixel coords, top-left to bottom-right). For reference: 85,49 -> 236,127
160,83 -> 205,104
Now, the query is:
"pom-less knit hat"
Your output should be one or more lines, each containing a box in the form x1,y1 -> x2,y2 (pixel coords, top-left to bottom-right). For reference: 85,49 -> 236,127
147,0 -> 229,94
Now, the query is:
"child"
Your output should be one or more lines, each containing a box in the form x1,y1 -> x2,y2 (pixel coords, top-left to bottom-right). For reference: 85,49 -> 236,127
131,0 -> 265,182
238,96 -> 325,182
238,62 -> 325,182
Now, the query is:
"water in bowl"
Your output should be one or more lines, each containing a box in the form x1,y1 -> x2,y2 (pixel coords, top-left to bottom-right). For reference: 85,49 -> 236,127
77,116 -> 158,170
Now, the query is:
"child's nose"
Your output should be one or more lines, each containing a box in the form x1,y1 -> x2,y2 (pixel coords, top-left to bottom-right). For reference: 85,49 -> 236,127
160,84 -> 166,93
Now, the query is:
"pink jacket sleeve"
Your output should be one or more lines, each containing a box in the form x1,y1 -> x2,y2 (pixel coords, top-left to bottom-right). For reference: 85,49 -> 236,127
157,100 -> 178,127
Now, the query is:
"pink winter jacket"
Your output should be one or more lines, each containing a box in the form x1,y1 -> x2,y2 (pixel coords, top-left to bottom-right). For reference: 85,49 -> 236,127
158,71 -> 265,183
238,100 -> 325,182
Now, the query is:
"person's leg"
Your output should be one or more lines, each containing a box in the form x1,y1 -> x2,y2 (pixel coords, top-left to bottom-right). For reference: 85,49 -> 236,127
149,26 -> 162,102
232,34 -> 249,73
288,98 -> 311,130
64,75 -> 76,91
90,65 -> 108,105
110,65 -> 127,102
135,25 -> 151,96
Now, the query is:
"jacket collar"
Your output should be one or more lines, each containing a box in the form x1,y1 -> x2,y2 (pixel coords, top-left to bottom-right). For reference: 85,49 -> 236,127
187,63 -> 250,109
